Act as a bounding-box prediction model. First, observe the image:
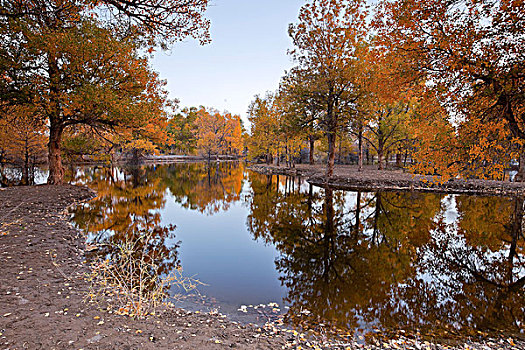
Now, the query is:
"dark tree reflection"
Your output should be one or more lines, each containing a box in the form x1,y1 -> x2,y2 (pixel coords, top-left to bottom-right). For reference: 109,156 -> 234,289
247,174 -> 525,337
404,195 -> 525,335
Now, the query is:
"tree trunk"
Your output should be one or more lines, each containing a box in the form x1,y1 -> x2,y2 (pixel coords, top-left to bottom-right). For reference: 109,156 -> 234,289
326,131 -> 336,177
47,122 -> 64,184
358,129 -> 363,171
396,153 -> 402,168
285,144 -> 289,167
326,94 -> 336,178
337,137 -> 343,164
21,138 -> 29,185
378,147 -> 384,170
309,136 -> 315,165
47,51 -> 65,185
515,152 -> 525,182
377,127 -> 384,170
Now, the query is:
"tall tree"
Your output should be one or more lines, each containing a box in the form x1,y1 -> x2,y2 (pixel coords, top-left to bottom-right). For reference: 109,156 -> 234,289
288,0 -> 367,177
279,68 -> 323,165
0,0 -> 210,184
167,107 -> 199,154
247,93 -> 280,164
0,106 -> 47,185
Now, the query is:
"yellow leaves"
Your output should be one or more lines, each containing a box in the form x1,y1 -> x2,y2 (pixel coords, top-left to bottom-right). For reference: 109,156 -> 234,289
0,106 -> 47,171
247,93 -> 282,159
117,307 -> 131,316
193,107 -> 243,157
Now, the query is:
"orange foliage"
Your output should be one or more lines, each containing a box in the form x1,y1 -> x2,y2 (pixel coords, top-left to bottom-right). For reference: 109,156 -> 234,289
288,0 -> 368,176
0,0 -> 210,184
376,0 -> 525,178
193,107 -> 243,159
0,107 -> 47,185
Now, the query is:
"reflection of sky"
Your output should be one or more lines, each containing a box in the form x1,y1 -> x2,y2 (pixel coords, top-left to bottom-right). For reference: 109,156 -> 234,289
161,188 -> 285,310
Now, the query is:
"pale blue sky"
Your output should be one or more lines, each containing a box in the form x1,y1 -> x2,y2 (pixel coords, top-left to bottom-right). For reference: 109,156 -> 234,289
152,0 -> 305,122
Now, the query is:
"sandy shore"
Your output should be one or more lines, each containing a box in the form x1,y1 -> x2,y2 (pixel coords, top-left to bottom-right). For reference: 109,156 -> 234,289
249,164 -> 525,196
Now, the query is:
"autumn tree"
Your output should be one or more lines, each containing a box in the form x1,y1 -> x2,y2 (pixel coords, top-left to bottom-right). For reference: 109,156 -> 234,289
346,50 -> 415,170
359,100 -> 412,169
407,94 -> 462,179
279,68 -> 324,165
0,106 -> 47,185
0,1 -> 210,47
376,0 -> 525,178
225,112 -> 243,156
247,94 -> 281,164
455,114 -> 519,180
167,107 -> 199,154
193,107 -> 243,160
0,0 -> 210,184
2,18 -> 169,183
288,0 -> 368,176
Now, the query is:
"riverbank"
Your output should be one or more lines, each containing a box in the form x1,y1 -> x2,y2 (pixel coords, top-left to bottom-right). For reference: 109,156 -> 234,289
0,185 -> 287,349
249,164 -> 525,196
71,154 -> 244,166
0,185 -> 523,349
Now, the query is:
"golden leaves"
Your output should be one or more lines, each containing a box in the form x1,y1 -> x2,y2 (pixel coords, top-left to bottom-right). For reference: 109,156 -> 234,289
193,107 -> 243,158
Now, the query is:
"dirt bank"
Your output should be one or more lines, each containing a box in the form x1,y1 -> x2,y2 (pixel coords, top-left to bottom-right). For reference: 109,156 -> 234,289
249,164 -> 525,196
0,185 -> 287,349
1,185 -> 523,349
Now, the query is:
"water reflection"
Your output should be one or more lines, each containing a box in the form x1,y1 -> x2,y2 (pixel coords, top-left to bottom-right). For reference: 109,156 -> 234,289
72,165 -> 179,293
71,163 -> 525,337
163,162 -> 244,214
247,172 -> 525,337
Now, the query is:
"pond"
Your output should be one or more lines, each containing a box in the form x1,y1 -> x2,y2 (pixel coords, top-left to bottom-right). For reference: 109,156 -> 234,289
70,161 -> 525,340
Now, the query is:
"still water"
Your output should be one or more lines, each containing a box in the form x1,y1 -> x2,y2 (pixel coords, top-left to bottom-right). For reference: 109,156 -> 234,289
71,162 -> 525,338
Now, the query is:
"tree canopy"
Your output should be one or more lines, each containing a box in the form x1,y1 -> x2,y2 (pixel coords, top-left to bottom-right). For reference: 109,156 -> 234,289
0,0 -> 210,184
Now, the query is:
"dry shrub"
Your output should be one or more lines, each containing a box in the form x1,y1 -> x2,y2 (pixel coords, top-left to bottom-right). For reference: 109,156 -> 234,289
86,229 -> 201,318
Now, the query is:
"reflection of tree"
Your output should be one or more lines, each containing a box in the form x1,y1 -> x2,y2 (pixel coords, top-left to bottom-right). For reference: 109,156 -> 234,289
288,191 -> 441,331
247,179 -> 449,333
72,165 -> 179,289
402,195 -> 525,335
249,176 -> 525,337
164,162 -> 244,215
